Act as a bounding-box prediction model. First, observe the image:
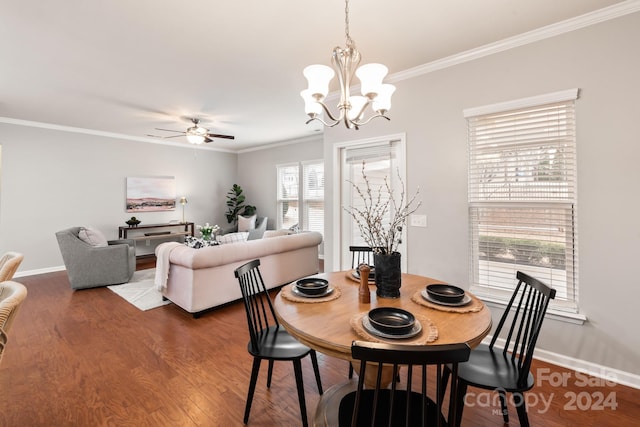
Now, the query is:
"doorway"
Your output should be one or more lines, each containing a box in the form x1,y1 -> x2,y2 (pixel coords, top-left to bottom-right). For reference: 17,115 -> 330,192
333,134 -> 406,270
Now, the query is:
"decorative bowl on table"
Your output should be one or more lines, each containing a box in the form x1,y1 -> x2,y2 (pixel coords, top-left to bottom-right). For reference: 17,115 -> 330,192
426,284 -> 465,303
295,278 -> 329,296
125,217 -> 141,227
367,307 -> 415,335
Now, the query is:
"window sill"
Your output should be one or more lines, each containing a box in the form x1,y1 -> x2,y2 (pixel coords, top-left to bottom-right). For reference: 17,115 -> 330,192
479,295 -> 587,325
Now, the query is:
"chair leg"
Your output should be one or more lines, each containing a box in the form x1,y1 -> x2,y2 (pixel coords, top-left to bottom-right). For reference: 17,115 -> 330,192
440,365 -> 451,403
309,350 -> 323,394
498,389 -> 509,423
514,392 -> 530,427
292,359 -> 309,427
266,359 -> 274,388
453,381 -> 468,427
348,362 -> 354,379
244,357 -> 261,424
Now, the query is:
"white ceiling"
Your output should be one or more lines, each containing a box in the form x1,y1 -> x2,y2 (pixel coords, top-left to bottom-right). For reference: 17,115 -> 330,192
0,0 -> 631,151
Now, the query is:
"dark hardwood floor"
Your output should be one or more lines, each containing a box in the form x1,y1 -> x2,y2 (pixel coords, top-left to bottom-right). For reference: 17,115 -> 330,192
1,267 -> 638,426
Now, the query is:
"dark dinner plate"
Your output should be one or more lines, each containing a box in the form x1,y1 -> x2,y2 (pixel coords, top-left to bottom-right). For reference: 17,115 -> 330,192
426,284 -> 465,303
352,267 -> 375,280
295,278 -> 329,295
367,307 -> 415,335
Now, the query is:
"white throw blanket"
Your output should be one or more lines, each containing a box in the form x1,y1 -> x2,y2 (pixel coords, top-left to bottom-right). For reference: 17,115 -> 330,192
154,242 -> 182,291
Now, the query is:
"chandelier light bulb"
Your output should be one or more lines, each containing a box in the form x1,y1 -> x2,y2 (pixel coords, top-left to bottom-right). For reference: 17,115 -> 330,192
372,84 -> 396,113
300,90 -> 323,116
303,65 -> 335,99
356,63 -> 388,98
347,96 -> 368,121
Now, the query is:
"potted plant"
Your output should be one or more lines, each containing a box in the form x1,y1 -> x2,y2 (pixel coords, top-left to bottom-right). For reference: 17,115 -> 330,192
344,162 -> 421,297
225,184 -> 256,225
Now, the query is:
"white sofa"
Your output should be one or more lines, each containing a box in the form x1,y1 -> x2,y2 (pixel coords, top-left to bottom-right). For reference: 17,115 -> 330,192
157,231 -> 323,317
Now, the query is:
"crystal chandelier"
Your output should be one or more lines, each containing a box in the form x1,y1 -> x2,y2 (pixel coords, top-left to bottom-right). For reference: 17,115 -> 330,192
301,0 -> 395,129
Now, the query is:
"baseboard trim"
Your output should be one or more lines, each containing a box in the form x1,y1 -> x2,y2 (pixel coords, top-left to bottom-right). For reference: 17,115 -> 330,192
488,336 -> 640,390
14,265 -> 66,278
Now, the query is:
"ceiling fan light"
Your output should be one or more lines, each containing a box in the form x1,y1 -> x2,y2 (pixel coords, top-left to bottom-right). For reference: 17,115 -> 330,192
356,63 -> 388,98
303,64 -> 335,99
186,134 -> 205,145
372,84 -> 396,113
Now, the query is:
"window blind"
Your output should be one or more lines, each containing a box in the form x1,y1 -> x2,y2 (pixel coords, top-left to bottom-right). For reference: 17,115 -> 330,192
277,161 -> 325,235
467,94 -> 579,312
277,164 -> 299,229
303,161 -> 324,235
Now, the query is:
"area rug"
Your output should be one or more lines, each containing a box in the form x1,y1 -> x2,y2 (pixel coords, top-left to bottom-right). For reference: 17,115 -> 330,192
108,269 -> 170,311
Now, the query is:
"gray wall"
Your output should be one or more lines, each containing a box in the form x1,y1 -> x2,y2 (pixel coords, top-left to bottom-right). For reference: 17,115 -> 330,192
324,13 -> 640,377
0,123 -> 237,271
237,136 -> 323,231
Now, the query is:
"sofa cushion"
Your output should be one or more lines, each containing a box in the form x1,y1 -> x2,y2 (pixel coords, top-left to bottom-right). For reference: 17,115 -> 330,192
217,231 -> 249,245
78,227 -> 108,247
238,214 -> 257,232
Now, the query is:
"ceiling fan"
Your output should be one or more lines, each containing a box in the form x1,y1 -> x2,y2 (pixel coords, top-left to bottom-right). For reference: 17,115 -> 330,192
149,118 -> 235,144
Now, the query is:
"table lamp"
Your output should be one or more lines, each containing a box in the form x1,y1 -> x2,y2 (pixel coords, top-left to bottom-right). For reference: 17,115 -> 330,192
179,196 -> 188,223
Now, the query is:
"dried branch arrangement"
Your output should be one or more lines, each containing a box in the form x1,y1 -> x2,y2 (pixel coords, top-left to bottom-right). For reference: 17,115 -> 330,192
344,161 -> 421,254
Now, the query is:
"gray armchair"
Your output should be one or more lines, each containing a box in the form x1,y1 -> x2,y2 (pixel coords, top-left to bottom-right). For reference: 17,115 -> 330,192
55,227 -> 136,290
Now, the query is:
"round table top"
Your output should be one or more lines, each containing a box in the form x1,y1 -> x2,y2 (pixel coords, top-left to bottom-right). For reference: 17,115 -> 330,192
273,271 -> 493,361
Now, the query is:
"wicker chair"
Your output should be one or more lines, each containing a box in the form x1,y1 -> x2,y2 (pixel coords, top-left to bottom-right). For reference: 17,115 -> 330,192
0,252 -> 24,282
0,281 -> 28,363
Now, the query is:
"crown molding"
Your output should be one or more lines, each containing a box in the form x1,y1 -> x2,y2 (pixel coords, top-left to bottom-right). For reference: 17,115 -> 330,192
0,116 -> 237,153
388,0 -> 640,83
236,134 -> 323,154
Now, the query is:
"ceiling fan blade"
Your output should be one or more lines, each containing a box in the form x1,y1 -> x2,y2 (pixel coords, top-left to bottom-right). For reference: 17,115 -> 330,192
204,137 -> 213,143
155,128 -> 186,134
147,133 -> 184,139
206,133 -> 235,140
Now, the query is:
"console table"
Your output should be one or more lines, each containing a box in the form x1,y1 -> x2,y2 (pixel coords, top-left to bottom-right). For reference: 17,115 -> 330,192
118,222 -> 194,258
118,222 -> 195,239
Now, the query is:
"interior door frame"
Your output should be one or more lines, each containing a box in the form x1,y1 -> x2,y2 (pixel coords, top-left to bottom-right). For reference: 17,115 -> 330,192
331,133 -> 407,271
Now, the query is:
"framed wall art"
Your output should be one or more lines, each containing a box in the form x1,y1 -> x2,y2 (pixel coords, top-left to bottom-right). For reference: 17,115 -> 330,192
126,176 -> 176,212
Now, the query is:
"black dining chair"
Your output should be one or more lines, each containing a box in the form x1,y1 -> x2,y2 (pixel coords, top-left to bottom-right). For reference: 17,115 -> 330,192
339,340 -> 470,427
348,245 -> 376,379
349,246 -> 376,269
234,259 -> 323,427
445,271 -> 556,427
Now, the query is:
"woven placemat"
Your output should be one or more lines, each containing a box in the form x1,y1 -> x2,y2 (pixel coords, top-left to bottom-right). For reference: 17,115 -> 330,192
350,312 -> 438,344
281,283 -> 342,303
410,289 -> 484,313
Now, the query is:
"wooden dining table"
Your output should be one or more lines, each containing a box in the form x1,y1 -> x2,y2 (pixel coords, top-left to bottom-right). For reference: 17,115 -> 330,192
273,270 -> 493,361
274,270 -> 492,426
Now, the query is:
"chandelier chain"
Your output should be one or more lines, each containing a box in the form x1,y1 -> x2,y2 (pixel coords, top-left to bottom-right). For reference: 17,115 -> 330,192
344,0 -> 353,47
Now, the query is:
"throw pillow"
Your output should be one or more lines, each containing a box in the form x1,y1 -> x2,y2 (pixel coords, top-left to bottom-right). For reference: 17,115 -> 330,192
238,214 -> 257,232
184,236 -> 219,249
78,227 -> 108,247
216,231 -> 250,245
263,229 -> 291,238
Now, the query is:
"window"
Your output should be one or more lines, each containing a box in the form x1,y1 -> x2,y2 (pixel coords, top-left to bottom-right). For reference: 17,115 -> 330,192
466,89 -> 579,313
277,161 -> 324,235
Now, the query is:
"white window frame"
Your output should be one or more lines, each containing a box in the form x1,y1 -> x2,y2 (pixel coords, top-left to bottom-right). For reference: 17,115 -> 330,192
276,160 -> 324,234
466,89 -> 581,316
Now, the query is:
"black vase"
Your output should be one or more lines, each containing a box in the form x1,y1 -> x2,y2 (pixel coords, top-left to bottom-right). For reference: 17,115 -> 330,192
373,252 -> 402,298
